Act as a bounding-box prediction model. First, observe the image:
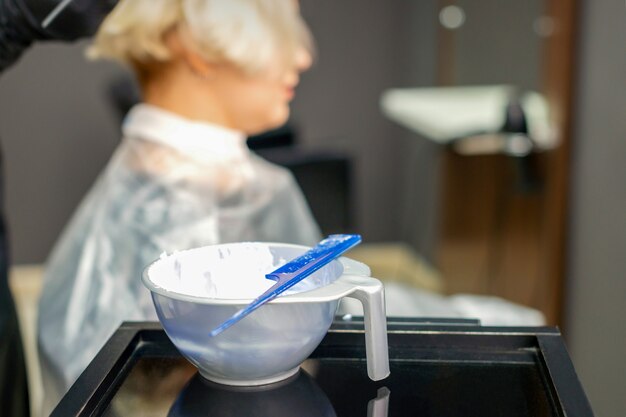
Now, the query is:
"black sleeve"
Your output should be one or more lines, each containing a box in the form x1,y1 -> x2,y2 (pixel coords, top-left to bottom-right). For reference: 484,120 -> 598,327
0,0 -> 42,72
0,0 -> 117,72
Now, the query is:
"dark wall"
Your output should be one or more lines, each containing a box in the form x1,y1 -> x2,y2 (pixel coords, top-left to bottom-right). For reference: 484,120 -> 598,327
0,41 -> 123,263
565,1 -> 626,416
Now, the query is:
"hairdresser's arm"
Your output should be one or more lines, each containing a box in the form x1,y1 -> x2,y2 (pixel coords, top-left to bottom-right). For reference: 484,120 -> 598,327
0,0 -> 117,72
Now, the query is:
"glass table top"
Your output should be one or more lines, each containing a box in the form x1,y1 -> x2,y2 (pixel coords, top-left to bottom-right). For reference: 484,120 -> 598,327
54,320 -> 593,417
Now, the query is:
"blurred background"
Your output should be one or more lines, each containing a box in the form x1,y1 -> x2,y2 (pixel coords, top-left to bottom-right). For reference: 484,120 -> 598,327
0,0 -> 624,416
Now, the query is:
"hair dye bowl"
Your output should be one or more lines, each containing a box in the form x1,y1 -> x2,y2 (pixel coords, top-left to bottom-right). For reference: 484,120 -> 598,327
142,242 -> 390,386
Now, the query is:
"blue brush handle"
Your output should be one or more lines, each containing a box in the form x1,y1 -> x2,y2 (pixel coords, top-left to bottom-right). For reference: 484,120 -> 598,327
209,234 -> 361,337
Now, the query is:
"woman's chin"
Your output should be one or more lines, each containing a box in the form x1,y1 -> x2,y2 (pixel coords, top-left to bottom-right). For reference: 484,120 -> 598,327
247,109 -> 290,135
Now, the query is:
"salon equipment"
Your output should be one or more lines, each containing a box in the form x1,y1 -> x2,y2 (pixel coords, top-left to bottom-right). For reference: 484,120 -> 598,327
381,85 -> 552,191
208,234 -> 362,336
142,241 -> 389,386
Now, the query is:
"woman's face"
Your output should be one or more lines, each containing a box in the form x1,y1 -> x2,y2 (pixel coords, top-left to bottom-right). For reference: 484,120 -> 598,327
209,46 -> 312,135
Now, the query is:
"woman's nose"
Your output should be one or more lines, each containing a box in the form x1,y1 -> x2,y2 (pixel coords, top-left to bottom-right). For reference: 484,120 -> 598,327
295,46 -> 312,73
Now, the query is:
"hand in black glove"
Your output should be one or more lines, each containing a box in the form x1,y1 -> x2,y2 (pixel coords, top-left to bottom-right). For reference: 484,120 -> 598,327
0,0 -> 118,71
20,0 -> 118,41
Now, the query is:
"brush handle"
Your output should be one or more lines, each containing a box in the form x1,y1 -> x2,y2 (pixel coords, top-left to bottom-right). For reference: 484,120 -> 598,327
268,234 -> 361,278
209,234 -> 361,337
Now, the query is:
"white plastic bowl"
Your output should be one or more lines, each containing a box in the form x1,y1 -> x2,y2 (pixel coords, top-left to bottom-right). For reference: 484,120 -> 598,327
142,242 -> 389,386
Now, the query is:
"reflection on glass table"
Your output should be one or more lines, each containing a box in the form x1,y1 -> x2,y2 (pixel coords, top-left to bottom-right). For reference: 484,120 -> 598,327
57,321 -> 593,417
102,351 -> 555,417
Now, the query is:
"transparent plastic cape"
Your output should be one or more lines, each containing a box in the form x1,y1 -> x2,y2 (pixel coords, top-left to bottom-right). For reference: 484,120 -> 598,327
37,130 -> 321,413
339,281 -> 546,326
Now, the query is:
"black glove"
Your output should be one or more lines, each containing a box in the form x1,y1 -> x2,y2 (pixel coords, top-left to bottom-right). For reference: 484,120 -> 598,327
0,0 -> 117,71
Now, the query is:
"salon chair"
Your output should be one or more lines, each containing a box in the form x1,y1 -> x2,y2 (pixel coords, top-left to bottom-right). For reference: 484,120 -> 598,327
251,140 -> 354,235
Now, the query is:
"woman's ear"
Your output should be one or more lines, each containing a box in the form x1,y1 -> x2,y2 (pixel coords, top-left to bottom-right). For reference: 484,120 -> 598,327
166,28 -> 215,80
184,50 -> 214,80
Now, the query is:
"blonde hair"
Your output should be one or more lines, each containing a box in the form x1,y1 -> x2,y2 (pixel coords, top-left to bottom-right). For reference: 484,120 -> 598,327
88,0 -> 313,74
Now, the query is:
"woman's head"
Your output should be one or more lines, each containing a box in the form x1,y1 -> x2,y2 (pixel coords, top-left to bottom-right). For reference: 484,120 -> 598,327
89,0 -> 313,134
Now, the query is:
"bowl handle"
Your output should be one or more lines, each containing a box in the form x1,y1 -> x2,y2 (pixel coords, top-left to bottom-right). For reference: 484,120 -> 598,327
341,275 -> 390,381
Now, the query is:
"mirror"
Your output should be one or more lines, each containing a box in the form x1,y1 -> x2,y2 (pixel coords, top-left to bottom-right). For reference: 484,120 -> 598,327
290,0 -> 574,324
